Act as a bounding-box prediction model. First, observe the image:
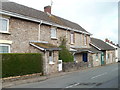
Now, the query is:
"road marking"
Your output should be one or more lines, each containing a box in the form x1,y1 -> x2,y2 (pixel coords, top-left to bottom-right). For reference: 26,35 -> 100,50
91,72 -> 107,79
66,83 -> 79,88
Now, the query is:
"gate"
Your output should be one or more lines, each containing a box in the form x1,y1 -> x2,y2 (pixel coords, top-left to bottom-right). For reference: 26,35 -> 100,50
58,60 -> 62,71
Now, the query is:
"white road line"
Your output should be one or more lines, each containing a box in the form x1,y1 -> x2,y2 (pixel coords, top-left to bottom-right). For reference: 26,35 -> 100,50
91,72 -> 107,79
66,83 -> 79,88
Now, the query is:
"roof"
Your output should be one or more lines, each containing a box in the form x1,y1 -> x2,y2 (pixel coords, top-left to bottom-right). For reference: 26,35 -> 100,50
89,46 -> 102,53
74,48 -> 101,54
1,1 -> 89,34
30,42 -> 61,51
90,38 -> 115,50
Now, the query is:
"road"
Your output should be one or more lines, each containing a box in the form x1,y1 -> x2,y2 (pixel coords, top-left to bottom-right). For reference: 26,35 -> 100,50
10,63 -> 119,88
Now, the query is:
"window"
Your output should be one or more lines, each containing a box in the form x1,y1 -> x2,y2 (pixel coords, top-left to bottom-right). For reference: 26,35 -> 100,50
0,44 -> 10,53
96,53 -> 98,61
70,33 -> 74,44
51,27 -> 57,39
0,18 -> 9,33
107,53 -> 110,59
49,51 -> 54,64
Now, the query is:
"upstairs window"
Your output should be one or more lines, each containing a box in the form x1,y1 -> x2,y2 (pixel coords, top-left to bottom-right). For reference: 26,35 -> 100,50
0,18 -> 9,33
51,27 -> 57,39
0,44 -> 10,53
70,33 -> 75,44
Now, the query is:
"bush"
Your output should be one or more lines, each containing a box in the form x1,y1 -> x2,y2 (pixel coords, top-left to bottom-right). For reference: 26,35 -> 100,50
59,36 -> 74,62
2,53 -> 43,78
59,45 -> 74,62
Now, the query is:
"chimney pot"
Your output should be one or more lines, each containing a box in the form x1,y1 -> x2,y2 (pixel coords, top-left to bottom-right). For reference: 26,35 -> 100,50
44,5 -> 51,14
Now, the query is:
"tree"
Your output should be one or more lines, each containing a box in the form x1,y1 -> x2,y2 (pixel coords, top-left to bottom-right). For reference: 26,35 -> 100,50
59,36 -> 74,62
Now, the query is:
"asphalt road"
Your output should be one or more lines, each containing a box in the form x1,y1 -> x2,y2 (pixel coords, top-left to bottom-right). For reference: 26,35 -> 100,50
10,63 -> 119,88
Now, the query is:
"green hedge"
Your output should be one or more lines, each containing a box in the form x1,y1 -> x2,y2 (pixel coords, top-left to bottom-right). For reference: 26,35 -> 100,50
1,53 -> 43,78
59,45 -> 74,62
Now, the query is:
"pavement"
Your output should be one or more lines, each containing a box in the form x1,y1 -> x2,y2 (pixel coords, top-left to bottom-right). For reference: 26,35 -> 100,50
2,63 -> 119,88
2,66 -> 90,88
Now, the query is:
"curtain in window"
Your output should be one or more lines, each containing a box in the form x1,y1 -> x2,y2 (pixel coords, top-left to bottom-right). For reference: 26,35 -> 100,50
0,19 -> 7,31
71,33 -> 74,44
0,46 -> 9,53
51,27 -> 56,38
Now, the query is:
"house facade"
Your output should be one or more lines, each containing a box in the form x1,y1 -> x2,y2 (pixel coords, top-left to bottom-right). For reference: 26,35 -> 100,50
90,38 -> 116,65
0,1 -> 92,74
105,38 -> 119,62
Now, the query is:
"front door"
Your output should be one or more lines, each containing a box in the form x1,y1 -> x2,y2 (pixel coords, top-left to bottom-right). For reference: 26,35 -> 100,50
101,52 -> 104,65
82,53 -> 88,62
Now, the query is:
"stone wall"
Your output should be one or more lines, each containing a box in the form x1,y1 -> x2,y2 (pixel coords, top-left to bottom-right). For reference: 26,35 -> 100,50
62,61 -> 88,72
106,50 -> 115,64
39,24 -> 90,49
92,53 -> 101,67
1,17 -> 90,53
2,17 -> 39,53
1,16 -> 91,75
43,51 -> 59,75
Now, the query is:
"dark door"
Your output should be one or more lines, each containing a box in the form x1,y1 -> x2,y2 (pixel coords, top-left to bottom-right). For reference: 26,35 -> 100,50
83,53 -> 88,62
101,52 -> 104,65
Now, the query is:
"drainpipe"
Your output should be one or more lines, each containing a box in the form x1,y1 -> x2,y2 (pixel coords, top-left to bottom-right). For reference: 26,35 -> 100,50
38,20 -> 42,41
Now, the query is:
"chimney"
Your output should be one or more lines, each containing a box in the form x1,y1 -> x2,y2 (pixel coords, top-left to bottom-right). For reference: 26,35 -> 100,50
44,6 -> 51,14
105,38 -> 109,42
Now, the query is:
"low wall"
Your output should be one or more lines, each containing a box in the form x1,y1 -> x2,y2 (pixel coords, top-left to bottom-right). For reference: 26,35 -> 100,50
62,61 -> 88,72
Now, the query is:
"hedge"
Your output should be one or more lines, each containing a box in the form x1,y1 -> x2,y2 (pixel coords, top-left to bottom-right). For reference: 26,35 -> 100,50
59,45 -> 74,62
1,53 -> 43,78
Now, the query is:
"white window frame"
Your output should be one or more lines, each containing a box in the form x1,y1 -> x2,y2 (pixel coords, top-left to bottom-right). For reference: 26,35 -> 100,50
70,33 -> 74,44
0,44 -> 10,53
49,51 -> 55,64
0,18 -> 9,33
51,27 -> 57,39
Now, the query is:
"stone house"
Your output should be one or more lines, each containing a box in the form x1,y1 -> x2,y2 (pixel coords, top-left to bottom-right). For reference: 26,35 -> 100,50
90,38 -> 115,65
105,38 -> 120,62
0,1 -> 92,74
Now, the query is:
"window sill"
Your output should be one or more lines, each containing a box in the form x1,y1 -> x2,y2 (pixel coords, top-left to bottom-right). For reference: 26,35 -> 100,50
51,37 -> 58,40
0,31 -> 11,35
49,62 -> 55,65
71,43 -> 74,45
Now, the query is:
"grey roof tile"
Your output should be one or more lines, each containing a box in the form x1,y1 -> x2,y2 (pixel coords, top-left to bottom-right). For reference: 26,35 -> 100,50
91,38 -> 115,50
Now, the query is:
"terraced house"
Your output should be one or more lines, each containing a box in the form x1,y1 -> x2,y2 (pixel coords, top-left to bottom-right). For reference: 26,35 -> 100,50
0,1 -> 100,74
90,38 -> 116,66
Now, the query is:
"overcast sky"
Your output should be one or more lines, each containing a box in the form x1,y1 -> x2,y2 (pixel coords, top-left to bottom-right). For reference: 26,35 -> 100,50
9,0 -> 119,44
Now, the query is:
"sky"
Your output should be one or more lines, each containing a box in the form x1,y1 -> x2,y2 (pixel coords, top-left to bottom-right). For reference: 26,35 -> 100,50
8,0 -> 119,44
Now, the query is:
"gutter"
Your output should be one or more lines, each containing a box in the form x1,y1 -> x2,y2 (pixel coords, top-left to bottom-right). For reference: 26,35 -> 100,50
90,43 -> 101,51
1,10 -> 92,35
29,42 -> 45,51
